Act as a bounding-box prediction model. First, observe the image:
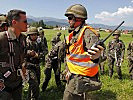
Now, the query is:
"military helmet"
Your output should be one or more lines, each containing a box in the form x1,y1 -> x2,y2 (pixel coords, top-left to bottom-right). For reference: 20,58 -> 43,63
65,4 -> 87,19
0,15 -> 7,27
57,32 -> 61,36
27,27 -> 39,35
38,27 -> 43,31
97,33 -> 100,37
113,32 -> 121,36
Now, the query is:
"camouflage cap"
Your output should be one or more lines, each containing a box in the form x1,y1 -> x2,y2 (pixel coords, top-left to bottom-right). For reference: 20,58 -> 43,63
0,15 -> 7,27
57,32 -> 61,36
113,32 -> 121,36
38,27 -> 43,31
27,27 -> 39,35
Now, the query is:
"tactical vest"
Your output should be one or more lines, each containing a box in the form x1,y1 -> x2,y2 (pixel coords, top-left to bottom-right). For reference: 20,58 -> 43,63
66,26 -> 99,77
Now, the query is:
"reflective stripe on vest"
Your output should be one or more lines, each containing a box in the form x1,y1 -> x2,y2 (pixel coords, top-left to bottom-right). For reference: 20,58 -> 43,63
66,25 -> 98,76
66,57 -> 98,67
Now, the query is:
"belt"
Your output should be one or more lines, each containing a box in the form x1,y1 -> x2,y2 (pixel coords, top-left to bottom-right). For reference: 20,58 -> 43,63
70,73 -> 98,80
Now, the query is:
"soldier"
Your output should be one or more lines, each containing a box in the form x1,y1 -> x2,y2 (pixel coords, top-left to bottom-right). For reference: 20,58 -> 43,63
41,41 -> 62,92
51,32 -> 61,47
97,33 -> 107,74
0,9 -> 27,100
127,41 -> 133,80
63,4 -> 104,100
26,27 -> 42,100
107,32 -> 125,79
0,14 -> 8,32
37,27 -> 48,65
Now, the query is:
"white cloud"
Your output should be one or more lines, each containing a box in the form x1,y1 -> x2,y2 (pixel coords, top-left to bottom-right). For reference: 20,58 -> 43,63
95,6 -> 133,26
131,0 -> 133,3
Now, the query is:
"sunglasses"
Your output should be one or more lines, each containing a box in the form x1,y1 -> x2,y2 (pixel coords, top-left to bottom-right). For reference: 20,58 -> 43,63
19,20 -> 28,23
67,16 -> 73,20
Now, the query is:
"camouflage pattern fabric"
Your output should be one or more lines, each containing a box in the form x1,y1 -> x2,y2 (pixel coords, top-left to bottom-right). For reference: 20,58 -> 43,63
63,24 -> 101,100
127,41 -> 133,80
42,41 -> 65,92
107,39 -> 125,79
26,37 -> 42,100
51,34 -> 61,47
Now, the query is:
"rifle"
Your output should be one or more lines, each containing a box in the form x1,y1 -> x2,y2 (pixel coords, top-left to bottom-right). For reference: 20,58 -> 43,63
91,21 -> 125,48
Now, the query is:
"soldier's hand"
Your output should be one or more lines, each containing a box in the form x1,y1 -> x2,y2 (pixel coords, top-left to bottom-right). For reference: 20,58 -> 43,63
30,50 -> 36,57
87,45 -> 104,60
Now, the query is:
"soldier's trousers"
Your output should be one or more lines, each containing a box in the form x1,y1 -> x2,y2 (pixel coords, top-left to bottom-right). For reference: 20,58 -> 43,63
63,74 -> 101,100
28,66 -> 40,100
0,86 -> 22,100
42,59 -> 61,91
108,56 -> 122,79
99,62 -> 105,74
128,59 -> 133,80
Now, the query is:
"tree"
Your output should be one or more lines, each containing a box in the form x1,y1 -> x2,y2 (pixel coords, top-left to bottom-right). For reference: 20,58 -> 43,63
39,20 -> 46,28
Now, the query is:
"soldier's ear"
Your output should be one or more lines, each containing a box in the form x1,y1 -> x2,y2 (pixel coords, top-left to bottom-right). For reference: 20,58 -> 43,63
12,20 -> 17,25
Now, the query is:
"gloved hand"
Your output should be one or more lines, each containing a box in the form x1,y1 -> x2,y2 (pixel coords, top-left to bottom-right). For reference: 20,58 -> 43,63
87,45 -> 104,60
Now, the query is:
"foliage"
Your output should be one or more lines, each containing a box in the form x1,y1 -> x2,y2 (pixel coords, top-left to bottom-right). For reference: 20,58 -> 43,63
29,20 -> 54,29
23,30 -> 133,100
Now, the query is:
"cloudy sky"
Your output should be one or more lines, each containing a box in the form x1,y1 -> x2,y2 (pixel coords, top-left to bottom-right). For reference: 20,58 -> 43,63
0,0 -> 133,27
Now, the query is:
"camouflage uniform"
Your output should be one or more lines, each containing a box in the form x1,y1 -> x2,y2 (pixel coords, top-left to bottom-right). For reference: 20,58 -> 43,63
51,32 -> 61,47
41,41 -> 63,92
99,45 -> 107,74
0,14 -> 8,32
0,28 -> 26,100
127,41 -> 133,80
107,33 -> 125,79
97,33 -> 107,74
37,27 -> 48,63
26,27 -> 42,100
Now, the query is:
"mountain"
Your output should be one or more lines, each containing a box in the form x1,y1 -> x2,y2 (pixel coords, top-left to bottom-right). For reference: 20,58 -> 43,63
28,15 -> 67,23
45,21 -> 68,26
89,23 -> 133,30
27,16 -> 133,30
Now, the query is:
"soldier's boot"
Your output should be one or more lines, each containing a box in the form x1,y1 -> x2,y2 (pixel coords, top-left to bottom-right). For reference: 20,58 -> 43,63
117,66 -> 122,80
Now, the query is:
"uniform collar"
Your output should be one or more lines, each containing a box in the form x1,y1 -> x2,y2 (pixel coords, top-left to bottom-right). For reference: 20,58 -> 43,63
72,23 -> 85,36
7,28 -> 17,40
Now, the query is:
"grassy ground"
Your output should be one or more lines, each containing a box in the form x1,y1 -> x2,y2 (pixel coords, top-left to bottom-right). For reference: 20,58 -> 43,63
23,29 -> 133,100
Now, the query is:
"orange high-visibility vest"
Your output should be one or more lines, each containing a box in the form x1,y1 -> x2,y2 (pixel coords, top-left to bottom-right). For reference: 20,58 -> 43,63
66,25 -> 99,77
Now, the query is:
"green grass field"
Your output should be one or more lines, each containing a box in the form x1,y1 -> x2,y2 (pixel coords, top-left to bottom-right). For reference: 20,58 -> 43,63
23,29 -> 133,100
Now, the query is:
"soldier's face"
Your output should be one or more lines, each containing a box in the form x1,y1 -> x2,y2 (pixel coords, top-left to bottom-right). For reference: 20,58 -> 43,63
114,35 -> 119,39
14,14 -> 27,32
67,15 -> 75,28
30,34 -> 38,41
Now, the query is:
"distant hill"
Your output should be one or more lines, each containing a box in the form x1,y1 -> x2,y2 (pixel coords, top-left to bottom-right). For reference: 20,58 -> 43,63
89,23 -> 133,30
27,16 -> 133,30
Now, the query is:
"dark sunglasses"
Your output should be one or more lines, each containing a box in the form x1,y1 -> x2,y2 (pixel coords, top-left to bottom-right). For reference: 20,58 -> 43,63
19,20 -> 27,23
67,16 -> 73,20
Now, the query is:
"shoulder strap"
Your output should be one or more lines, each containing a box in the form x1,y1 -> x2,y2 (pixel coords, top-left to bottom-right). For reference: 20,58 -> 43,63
6,31 -> 16,72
